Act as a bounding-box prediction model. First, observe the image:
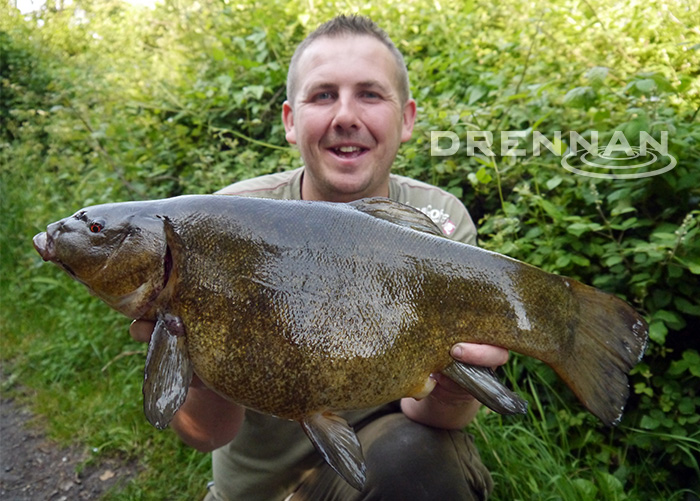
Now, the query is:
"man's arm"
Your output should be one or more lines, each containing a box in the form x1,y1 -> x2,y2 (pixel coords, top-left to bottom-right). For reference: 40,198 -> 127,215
400,343 -> 509,429
397,193 -> 509,429
130,320 -> 245,452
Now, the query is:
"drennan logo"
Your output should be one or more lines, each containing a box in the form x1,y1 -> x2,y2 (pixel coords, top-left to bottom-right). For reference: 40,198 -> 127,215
431,130 -> 677,180
560,131 -> 677,179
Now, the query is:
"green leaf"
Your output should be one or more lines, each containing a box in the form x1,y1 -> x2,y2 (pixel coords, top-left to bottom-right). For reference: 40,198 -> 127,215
572,478 -> 598,497
538,199 -> 563,220
635,382 -> 653,397
676,256 -> 700,274
244,85 -> 265,100
555,255 -> 570,267
652,310 -> 686,330
546,176 -> 563,191
651,289 -> 672,308
448,186 -> 463,198
678,398 -> 695,415
640,414 -> 661,430
211,48 -> 226,61
475,166 -> 492,184
674,297 -> 700,316
467,85 -> 488,105
585,66 -> 609,85
672,350 -> 700,378
567,223 -> 591,237
474,156 -> 494,168
571,255 -> 590,266
596,471 -> 624,496
635,79 -> 656,94
605,255 -> 623,267
611,201 -> 636,217
668,265 -> 684,278
563,86 -> 596,108
649,321 -> 667,344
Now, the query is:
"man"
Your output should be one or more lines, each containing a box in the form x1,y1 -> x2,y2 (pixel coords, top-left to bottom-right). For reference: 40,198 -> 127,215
131,15 -> 508,500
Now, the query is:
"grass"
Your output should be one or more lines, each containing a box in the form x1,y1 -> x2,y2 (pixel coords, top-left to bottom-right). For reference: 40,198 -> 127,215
0,163 -> 213,499
471,357 -> 700,501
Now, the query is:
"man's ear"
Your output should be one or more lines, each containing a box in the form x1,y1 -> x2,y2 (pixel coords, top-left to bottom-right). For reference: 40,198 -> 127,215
401,99 -> 417,143
282,101 -> 297,144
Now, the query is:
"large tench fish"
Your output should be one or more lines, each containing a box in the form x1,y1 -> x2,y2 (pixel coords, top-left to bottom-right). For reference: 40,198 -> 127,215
33,195 -> 648,490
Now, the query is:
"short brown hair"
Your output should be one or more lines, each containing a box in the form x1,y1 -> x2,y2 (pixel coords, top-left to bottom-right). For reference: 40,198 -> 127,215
286,15 -> 411,105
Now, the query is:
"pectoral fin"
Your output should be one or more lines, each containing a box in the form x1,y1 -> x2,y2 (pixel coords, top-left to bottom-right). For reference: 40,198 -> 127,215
442,361 -> 528,415
301,413 -> 366,491
143,316 -> 192,430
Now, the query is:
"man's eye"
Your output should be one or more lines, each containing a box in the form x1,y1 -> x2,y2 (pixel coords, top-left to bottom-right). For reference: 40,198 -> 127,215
315,92 -> 333,101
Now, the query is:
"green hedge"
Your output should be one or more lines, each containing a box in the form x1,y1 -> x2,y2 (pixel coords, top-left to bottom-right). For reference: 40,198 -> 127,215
1,0 -> 698,499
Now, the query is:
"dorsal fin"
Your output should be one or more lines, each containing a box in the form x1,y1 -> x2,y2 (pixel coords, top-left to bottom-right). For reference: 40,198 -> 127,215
348,197 -> 444,237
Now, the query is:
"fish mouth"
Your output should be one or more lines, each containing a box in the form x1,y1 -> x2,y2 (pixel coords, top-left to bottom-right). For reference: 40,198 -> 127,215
33,231 -> 77,277
33,232 -> 54,261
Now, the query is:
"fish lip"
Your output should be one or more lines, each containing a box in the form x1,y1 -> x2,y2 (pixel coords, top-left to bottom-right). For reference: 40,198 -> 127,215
33,232 -> 54,261
34,230 -> 80,278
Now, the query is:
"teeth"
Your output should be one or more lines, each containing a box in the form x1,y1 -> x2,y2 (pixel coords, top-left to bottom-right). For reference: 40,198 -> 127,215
337,146 -> 361,153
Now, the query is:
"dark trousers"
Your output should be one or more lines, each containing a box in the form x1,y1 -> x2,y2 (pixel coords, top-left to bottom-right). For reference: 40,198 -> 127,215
289,413 -> 493,501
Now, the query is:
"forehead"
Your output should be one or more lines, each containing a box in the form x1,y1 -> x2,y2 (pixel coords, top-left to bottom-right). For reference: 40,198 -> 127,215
295,35 -> 400,94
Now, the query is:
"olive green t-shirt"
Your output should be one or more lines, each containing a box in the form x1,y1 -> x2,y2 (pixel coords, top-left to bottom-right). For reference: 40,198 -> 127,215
217,167 -> 477,245
210,167 -> 478,501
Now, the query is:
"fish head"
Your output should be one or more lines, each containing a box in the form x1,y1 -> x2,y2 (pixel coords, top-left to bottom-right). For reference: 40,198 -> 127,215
33,202 -> 169,319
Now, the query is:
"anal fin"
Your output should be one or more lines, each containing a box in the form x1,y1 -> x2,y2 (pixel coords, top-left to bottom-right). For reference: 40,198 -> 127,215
301,413 -> 367,491
143,316 -> 192,430
442,361 -> 528,415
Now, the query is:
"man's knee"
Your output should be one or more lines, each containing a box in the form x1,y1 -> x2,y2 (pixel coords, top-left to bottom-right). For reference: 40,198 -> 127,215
359,414 -> 493,500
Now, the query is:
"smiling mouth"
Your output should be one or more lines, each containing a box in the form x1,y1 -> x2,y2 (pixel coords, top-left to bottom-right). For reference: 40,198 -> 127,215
329,145 -> 368,159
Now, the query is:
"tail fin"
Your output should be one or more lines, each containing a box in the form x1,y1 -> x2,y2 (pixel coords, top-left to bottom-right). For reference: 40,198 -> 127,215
552,282 -> 648,426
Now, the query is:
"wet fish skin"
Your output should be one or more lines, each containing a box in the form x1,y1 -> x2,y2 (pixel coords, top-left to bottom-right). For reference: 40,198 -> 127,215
32,195 -> 648,421
33,195 -> 649,490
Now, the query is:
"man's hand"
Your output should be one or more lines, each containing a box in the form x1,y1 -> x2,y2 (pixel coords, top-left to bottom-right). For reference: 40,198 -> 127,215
130,319 -> 155,343
401,343 -> 509,430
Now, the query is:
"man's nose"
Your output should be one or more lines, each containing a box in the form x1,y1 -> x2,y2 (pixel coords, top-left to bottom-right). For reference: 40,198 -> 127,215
331,95 -> 360,131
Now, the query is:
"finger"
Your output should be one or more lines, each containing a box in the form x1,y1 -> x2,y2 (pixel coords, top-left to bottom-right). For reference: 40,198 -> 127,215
450,343 -> 509,368
130,319 -> 156,343
428,373 -> 477,405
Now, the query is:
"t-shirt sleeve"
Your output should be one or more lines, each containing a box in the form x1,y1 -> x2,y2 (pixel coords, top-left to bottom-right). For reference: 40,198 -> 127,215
443,196 -> 478,246
389,175 -> 478,246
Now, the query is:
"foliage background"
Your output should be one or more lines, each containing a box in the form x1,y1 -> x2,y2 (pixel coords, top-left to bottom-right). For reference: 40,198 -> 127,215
1,0 -> 699,499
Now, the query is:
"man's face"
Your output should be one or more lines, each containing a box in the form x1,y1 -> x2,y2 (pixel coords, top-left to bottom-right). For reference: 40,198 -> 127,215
283,35 -> 416,202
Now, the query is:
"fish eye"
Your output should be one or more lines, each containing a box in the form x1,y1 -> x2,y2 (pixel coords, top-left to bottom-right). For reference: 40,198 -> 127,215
89,220 -> 105,233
